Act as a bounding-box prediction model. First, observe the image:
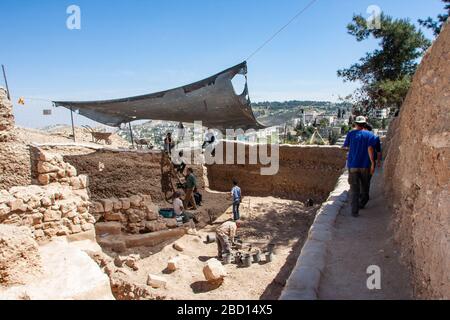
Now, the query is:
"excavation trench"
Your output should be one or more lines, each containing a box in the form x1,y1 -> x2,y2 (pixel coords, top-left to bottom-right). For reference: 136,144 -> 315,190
54,143 -> 346,300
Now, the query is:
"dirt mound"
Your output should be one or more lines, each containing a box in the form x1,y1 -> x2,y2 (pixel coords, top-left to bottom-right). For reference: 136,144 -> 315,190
0,225 -> 42,287
384,22 -> 450,299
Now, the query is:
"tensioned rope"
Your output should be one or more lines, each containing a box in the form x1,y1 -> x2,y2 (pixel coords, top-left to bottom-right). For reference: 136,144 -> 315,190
245,0 -> 319,61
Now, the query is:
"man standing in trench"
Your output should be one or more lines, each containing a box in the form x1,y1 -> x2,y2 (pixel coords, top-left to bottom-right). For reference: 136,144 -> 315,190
343,116 -> 376,217
184,168 -> 198,210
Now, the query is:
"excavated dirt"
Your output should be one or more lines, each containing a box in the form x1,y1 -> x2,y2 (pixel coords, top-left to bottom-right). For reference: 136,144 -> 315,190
62,149 -> 230,227
100,197 -> 318,300
206,143 -> 347,203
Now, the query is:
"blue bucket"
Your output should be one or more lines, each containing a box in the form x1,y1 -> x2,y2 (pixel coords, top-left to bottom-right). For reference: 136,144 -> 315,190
159,208 -> 175,219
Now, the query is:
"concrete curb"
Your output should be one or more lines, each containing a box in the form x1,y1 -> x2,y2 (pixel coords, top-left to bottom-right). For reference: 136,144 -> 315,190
280,171 -> 350,300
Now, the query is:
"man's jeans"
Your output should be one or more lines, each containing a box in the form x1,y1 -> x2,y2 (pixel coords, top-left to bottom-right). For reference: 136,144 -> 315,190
216,233 -> 231,258
233,200 -> 241,221
349,168 -> 371,216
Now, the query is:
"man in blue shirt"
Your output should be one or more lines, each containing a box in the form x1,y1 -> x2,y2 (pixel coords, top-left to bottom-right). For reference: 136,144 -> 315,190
231,180 -> 242,221
343,116 -> 376,217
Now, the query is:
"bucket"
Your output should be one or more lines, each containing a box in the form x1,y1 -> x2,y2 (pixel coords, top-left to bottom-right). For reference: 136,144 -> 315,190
243,255 -> 252,268
159,208 -> 175,219
253,251 -> 261,263
206,234 -> 216,243
265,252 -> 274,263
222,254 -> 232,265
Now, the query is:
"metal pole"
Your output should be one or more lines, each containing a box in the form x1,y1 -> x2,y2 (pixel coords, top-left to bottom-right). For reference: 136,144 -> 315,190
2,65 -> 11,100
70,107 -> 76,142
129,122 -> 135,148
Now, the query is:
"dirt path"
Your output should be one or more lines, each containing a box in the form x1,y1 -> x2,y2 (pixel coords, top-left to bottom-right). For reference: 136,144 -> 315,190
318,170 -> 413,300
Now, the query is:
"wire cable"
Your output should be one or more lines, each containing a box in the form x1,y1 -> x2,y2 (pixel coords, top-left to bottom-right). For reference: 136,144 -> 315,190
246,0 -> 319,61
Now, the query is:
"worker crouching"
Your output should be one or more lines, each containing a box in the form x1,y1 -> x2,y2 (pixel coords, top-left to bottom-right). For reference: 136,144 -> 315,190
216,220 -> 241,261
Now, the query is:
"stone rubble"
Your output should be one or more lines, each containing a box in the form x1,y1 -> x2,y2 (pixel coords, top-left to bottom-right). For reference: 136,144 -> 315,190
91,195 -> 178,235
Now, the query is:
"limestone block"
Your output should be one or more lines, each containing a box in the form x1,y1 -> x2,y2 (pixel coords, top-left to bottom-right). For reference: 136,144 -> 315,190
147,274 -> 167,289
43,210 -> 61,222
284,266 -> 321,292
38,174 -> 51,185
8,198 -> 27,212
104,212 -> 122,222
91,201 -> 104,214
120,198 -> 131,210
100,199 -> 114,213
129,195 -> 142,207
203,259 -> 227,283
95,222 -> 122,236
173,242 -> 184,252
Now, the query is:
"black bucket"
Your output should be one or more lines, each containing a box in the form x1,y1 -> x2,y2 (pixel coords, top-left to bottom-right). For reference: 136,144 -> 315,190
253,252 -> 261,263
206,234 -> 216,243
265,252 -> 274,263
242,255 -> 252,268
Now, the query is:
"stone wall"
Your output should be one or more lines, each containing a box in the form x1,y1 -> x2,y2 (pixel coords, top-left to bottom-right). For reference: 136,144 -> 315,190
0,149 -> 96,241
91,195 -> 179,234
0,88 -> 14,142
0,88 -> 32,190
384,22 -> 450,299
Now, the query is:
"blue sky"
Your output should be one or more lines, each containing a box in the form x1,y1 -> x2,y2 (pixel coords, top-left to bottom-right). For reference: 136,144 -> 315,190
0,0 -> 444,128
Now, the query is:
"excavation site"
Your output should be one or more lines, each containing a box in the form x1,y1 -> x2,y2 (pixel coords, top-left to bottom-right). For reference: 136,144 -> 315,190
1,2 -> 449,302
0,117 -> 347,300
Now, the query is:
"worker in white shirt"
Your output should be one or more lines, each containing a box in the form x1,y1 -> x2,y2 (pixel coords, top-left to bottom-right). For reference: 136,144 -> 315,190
216,220 -> 241,260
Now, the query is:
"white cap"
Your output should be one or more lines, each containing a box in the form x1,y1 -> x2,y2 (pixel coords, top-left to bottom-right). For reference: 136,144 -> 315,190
355,116 -> 367,124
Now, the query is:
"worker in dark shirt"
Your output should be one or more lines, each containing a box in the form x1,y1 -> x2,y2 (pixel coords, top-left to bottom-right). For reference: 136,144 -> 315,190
184,168 -> 198,210
343,116 -> 377,217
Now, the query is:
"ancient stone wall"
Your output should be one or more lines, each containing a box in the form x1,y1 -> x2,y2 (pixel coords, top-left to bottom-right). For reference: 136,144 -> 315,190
0,88 -> 32,190
0,225 -> 42,287
384,22 -> 450,299
0,149 -> 96,241
206,144 -> 347,203
91,195 -> 179,234
0,88 -> 14,142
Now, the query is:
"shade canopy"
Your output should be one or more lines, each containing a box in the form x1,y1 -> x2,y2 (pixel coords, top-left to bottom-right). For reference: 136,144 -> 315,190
53,62 -> 266,131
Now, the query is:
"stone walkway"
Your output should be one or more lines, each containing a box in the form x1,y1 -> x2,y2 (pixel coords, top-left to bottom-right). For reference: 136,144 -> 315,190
318,170 -> 413,300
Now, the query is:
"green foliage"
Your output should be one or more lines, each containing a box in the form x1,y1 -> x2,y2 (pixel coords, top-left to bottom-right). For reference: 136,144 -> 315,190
328,131 -> 340,146
296,125 -> 315,141
419,0 -> 450,36
338,13 -> 431,112
319,118 -> 330,128
341,124 -> 351,135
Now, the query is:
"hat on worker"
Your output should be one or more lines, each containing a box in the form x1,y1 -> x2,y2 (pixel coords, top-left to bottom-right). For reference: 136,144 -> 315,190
355,116 -> 367,124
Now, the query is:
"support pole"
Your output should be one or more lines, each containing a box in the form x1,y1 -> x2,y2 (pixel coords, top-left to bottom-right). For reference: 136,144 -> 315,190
69,107 -> 76,142
129,122 -> 135,148
1,65 -> 11,100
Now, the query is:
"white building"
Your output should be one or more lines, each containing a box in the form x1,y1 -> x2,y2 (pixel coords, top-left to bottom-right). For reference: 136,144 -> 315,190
372,108 -> 390,120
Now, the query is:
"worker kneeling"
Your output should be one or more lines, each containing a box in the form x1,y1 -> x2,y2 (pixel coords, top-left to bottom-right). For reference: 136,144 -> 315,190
216,220 -> 241,260
173,192 -> 197,224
